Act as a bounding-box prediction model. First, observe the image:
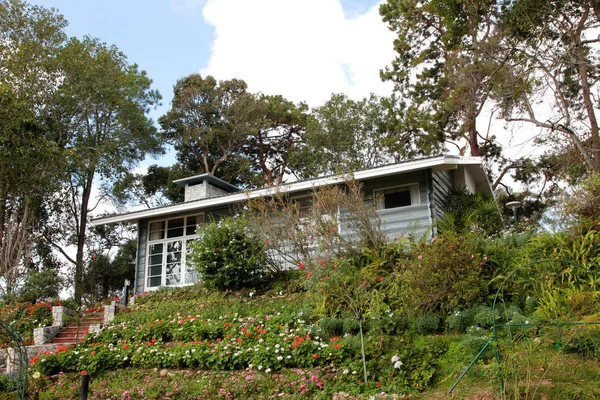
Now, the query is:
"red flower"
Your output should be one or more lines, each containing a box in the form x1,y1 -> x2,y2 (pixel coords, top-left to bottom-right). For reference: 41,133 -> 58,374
90,351 -> 96,356
312,353 -> 318,359
298,261 -> 305,269
334,343 -> 341,349
80,370 -> 87,376
123,344 -> 128,349
377,276 -> 383,282
377,382 -> 381,388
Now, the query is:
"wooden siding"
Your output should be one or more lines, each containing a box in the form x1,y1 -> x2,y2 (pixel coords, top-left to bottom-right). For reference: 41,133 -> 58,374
363,170 -> 433,240
135,219 -> 148,294
432,170 -> 452,220
135,170 -> 436,285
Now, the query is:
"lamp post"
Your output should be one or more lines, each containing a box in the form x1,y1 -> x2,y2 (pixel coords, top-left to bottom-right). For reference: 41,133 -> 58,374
123,279 -> 131,307
506,201 -> 522,234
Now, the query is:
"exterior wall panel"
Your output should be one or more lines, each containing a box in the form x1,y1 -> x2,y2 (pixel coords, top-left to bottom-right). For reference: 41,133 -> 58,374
135,219 -> 148,294
432,170 -> 453,220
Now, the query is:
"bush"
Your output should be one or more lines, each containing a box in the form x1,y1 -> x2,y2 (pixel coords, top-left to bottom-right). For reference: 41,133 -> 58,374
187,217 -> 267,291
396,231 -> 486,315
411,315 -> 441,335
0,373 -> 16,393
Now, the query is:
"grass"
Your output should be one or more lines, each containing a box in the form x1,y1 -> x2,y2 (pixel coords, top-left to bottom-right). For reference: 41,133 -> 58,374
11,285 -> 600,399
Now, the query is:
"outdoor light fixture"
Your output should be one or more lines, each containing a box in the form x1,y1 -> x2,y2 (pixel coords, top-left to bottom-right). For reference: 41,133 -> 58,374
506,201 -> 522,233
124,279 -> 131,307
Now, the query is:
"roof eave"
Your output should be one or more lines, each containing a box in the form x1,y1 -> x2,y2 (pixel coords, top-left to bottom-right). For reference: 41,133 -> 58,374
91,155 -> 488,226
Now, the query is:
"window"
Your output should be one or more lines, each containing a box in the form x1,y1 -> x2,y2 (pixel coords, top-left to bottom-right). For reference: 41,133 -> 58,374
375,184 -> 419,210
146,214 -> 203,289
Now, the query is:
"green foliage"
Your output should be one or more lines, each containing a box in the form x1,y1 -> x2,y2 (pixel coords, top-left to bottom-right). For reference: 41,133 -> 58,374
438,186 -> 503,236
394,231 -> 486,315
0,301 -> 55,345
159,74 -> 258,187
17,268 -> 62,303
301,93 -> 405,176
411,315 -> 440,335
447,305 -> 493,333
380,0 -> 507,158
0,372 -> 16,393
563,174 -> 600,229
188,217 -> 267,291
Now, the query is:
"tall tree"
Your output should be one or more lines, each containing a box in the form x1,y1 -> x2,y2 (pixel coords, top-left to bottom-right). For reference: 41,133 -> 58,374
497,0 -> 600,175
246,95 -> 309,186
0,0 -> 68,298
380,0 -> 510,158
301,93 -> 403,176
49,36 -> 161,303
160,74 -> 258,186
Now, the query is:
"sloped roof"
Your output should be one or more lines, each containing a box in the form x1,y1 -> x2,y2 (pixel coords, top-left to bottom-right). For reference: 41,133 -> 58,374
91,155 -> 490,226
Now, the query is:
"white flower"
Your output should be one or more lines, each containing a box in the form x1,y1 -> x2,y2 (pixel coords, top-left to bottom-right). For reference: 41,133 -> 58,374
343,369 -> 349,375
394,361 -> 403,369
391,355 -> 400,363
32,372 -> 41,379
265,368 -> 272,373
277,356 -> 283,361
258,365 -> 263,370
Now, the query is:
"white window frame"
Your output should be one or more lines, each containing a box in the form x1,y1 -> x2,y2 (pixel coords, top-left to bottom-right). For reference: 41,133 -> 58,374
145,213 -> 204,291
374,183 -> 420,210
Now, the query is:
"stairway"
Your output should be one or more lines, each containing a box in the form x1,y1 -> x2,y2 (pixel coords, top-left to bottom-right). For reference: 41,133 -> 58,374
47,312 -> 104,345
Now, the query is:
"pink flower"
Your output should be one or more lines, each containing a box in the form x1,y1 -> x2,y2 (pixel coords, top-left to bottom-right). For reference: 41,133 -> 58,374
417,255 -> 423,260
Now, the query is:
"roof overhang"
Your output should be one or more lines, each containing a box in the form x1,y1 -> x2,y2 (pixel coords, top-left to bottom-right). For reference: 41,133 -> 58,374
91,155 -> 490,226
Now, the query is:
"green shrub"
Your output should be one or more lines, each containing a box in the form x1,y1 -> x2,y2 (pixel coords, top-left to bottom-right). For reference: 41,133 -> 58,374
396,231 -> 486,315
342,318 -> 360,335
188,217 -> 267,291
447,305 -> 494,332
0,373 -> 16,393
411,315 -> 441,334
312,317 -> 344,339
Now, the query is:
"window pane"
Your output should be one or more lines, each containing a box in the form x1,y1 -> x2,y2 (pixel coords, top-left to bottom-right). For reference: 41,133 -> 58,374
185,239 -> 199,284
167,241 -> 182,253
149,254 -> 162,265
165,272 -> 181,286
149,221 -> 165,241
384,190 -> 412,209
148,276 -> 161,287
150,243 -> 163,255
150,265 -> 162,276
167,218 -> 184,238
186,216 -> 198,236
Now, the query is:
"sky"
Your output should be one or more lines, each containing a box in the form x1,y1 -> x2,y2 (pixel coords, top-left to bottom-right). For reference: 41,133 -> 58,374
29,0 -> 541,179
31,0 -> 395,132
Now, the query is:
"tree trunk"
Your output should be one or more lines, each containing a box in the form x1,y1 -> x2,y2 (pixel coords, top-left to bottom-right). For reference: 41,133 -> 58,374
575,4 -> 600,169
467,117 -> 481,157
74,168 -> 95,304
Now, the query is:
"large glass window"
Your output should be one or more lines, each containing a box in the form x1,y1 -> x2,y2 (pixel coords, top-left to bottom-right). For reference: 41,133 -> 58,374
146,214 -> 203,290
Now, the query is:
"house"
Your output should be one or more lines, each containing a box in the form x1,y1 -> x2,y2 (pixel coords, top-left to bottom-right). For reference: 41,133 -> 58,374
91,155 -> 492,294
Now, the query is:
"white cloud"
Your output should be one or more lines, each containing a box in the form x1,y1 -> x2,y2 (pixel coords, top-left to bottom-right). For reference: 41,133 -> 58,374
200,0 -> 395,106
